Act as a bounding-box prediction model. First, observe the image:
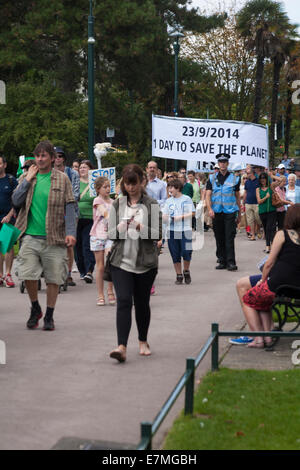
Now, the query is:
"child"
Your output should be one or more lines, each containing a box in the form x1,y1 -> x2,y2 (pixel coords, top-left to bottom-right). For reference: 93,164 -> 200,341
162,178 -> 194,285
90,177 -> 115,306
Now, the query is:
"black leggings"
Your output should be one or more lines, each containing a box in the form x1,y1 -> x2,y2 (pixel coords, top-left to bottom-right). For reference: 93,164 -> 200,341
110,265 -> 157,347
259,211 -> 277,247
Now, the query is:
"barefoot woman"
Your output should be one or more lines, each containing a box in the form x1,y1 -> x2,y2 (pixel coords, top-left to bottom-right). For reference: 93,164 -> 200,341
107,164 -> 162,362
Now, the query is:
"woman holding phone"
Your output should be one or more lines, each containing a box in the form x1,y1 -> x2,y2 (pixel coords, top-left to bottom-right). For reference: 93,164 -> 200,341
107,164 -> 162,363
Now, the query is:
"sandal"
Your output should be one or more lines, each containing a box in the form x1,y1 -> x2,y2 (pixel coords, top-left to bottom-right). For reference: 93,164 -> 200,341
97,297 -> 105,306
107,291 -> 116,305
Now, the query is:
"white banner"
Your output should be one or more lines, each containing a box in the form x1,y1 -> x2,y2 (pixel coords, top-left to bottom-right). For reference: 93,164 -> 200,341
152,115 -> 268,170
89,167 -> 116,197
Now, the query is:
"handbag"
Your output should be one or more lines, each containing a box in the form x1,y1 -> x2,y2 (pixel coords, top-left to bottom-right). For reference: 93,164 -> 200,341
103,247 -> 114,282
271,190 -> 285,208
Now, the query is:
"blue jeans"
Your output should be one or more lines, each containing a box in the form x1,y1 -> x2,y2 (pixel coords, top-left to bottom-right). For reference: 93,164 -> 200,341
167,230 -> 193,263
75,218 -> 95,276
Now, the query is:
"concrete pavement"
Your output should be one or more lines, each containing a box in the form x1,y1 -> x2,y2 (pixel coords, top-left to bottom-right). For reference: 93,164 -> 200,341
0,230 -> 295,450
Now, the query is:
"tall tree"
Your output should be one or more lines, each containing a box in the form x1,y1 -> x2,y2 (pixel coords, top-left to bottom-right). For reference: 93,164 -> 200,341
0,1 -> 226,166
181,11 -> 256,121
284,43 -> 300,155
236,0 -> 291,124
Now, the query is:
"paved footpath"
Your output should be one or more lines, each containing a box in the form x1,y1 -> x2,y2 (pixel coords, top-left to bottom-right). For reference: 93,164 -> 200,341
0,231 -> 292,450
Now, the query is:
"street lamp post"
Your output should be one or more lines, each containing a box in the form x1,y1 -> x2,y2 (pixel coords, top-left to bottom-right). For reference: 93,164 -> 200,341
170,30 -> 184,170
88,0 -> 96,165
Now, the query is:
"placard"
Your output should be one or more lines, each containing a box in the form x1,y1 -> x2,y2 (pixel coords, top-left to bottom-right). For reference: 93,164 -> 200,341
89,167 -> 116,197
152,115 -> 268,168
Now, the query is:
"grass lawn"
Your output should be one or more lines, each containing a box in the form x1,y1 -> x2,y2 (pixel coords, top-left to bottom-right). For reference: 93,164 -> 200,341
163,368 -> 300,450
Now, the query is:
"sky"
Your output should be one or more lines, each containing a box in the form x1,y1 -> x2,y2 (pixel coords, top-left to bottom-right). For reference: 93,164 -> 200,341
190,0 -> 300,30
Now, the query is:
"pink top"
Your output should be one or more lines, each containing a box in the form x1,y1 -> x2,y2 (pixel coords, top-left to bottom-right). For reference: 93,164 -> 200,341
275,186 -> 286,213
90,196 -> 113,239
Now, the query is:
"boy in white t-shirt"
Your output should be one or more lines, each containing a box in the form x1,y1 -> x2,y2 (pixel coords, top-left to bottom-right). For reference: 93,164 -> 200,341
163,178 -> 194,284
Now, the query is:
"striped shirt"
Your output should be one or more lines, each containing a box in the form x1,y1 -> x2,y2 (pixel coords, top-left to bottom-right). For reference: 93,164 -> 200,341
13,168 -> 75,245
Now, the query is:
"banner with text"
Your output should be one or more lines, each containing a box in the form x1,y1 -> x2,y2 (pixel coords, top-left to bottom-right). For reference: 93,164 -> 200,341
89,167 -> 116,197
152,115 -> 268,171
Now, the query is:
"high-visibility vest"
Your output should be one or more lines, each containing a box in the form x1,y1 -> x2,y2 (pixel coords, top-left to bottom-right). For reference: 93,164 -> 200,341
209,172 -> 239,214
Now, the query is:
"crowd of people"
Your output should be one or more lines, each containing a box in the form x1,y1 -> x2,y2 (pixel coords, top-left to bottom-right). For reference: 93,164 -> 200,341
1,141 -> 300,359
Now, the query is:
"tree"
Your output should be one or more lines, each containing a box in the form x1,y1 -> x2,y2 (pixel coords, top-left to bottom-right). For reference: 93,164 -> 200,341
0,1 -> 226,168
181,10 -> 256,121
236,0 -> 291,124
283,42 -> 300,156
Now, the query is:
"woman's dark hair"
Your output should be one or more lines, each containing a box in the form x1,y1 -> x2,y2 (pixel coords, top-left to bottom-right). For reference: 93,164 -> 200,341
79,159 -> 94,170
258,172 -> 269,186
168,178 -> 183,192
33,140 -> 56,159
120,164 -> 146,197
284,203 -> 300,236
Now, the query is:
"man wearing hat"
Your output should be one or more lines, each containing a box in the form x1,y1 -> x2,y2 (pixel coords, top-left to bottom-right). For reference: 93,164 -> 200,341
206,153 -> 241,271
54,146 -> 80,287
276,163 -> 288,184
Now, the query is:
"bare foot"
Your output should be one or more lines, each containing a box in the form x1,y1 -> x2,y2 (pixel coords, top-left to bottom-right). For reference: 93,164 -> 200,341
110,345 -> 126,362
139,342 -> 151,356
247,339 -> 264,349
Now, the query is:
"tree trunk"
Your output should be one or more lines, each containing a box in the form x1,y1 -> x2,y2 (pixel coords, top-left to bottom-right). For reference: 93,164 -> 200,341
269,59 -> 282,167
284,85 -> 293,155
253,53 -> 265,124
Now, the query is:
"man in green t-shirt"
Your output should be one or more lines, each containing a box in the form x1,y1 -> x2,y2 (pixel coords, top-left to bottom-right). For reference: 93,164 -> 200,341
12,141 -> 76,331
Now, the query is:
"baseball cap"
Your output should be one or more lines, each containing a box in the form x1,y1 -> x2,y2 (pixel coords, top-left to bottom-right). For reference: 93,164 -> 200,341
277,163 -> 285,169
54,146 -> 65,157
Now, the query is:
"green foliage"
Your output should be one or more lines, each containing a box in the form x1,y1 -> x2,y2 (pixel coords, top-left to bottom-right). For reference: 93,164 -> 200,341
0,1 -> 225,171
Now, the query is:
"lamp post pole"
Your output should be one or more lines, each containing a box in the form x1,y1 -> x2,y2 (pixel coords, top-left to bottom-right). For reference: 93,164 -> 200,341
170,31 -> 184,170
88,0 -> 95,165
173,35 -> 180,118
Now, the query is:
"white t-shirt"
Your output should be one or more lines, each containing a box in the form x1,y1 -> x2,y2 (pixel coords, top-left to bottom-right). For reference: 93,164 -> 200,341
162,194 -> 194,232
286,188 -> 296,207
119,204 -> 149,274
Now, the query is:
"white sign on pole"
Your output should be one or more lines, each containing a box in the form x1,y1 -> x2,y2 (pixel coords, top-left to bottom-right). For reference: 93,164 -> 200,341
152,115 -> 268,170
89,167 -> 116,197
106,128 -> 115,138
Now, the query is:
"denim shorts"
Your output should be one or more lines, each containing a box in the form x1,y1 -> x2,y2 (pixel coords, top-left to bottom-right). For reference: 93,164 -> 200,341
167,230 -> 193,263
249,274 -> 262,287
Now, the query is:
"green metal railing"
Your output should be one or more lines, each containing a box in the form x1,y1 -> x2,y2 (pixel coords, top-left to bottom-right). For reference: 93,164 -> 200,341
136,323 -> 300,450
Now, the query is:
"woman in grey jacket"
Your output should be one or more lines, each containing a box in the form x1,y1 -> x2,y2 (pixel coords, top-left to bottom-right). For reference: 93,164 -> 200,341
108,164 -> 162,363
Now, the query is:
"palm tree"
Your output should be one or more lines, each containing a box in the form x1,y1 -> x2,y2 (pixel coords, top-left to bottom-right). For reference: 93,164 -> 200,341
236,0 -> 291,124
269,34 -> 298,164
284,43 -> 300,155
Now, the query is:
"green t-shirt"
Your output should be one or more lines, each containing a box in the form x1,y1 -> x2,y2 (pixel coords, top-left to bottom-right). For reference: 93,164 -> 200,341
78,181 -> 94,219
182,182 -> 194,199
26,172 -> 52,236
191,181 -> 201,204
258,187 -> 276,214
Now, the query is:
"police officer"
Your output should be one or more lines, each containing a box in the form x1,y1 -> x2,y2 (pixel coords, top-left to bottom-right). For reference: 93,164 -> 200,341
205,153 -> 241,271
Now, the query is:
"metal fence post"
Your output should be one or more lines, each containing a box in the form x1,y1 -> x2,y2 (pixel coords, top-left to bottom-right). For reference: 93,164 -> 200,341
141,422 -> 152,450
184,357 -> 195,415
211,323 -> 219,371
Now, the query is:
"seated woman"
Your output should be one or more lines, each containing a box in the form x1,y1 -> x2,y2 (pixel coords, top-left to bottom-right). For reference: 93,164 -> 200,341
239,204 -> 300,348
